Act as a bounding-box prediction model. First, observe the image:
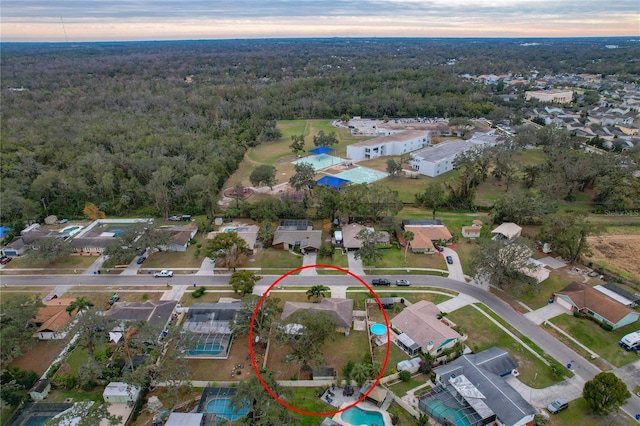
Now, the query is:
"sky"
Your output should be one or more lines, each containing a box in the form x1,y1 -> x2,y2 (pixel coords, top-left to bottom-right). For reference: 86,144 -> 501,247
1,0 -> 638,42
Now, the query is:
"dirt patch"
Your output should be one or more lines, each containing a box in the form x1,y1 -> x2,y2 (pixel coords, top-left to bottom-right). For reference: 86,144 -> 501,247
587,234 -> 640,281
9,339 -> 68,376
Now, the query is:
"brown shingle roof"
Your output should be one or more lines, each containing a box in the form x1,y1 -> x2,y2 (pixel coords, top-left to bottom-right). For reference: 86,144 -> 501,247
281,298 -> 353,329
33,299 -> 77,333
555,281 -> 636,324
391,301 -> 461,352
404,225 -> 452,251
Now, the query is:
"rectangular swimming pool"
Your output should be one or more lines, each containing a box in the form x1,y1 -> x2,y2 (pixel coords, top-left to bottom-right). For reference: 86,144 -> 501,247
293,154 -> 346,171
334,166 -> 388,184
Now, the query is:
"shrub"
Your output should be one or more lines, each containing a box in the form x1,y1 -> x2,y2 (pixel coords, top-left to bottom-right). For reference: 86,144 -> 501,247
601,322 -> 613,331
573,310 -> 582,318
142,293 -> 149,300
398,370 -> 411,382
192,286 -> 207,298
319,241 -> 335,258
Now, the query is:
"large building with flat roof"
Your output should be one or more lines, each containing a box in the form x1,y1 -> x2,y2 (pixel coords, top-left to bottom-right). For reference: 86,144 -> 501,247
409,132 -> 499,177
525,89 -> 574,103
346,130 -> 430,161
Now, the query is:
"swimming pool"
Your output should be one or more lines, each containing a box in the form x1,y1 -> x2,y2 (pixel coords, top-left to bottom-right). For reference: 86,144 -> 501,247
187,343 -> 225,356
206,397 -> 248,421
426,399 -> 471,426
59,225 -> 82,236
334,167 -> 388,184
342,406 -> 385,426
293,154 -> 346,171
24,416 -> 54,426
370,323 -> 388,336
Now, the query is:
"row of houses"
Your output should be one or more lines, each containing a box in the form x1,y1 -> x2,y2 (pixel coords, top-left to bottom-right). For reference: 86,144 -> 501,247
1,219 -> 198,258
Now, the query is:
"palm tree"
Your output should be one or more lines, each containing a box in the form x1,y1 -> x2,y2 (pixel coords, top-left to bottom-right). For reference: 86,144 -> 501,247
403,230 -> 415,261
351,363 -> 370,387
66,297 -> 94,315
306,285 -> 329,303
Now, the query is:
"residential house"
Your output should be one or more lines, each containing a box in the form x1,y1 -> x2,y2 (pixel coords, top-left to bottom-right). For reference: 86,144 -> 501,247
554,281 -> 640,330
31,298 -> 78,340
525,258 -> 550,283
391,300 -> 464,356
206,223 -> 259,253
340,223 -> 381,251
1,237 -> 27,257
281,298 -> 354,335
182,302 -> 242,359
29,379 -> 52,400
401,219 -> 452,254
167,223 -> 198,252
491,222 -> 522,241
272,219 -> 322,252
70,218 -> 153,256
420,347 -> 536,426
461,224 -> 482,239
346,130 -> 430,161
106,300 -> 178,330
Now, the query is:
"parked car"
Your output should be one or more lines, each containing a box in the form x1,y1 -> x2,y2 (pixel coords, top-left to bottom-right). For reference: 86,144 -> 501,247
434,245 -> 445,252
371,278 -> 391,286
395,279 -> 411,286
45,294 -> 58,302
446,256 -> 454,264
108,294 -> 120,305
154,269 -> 174,278
0,257 -> 12,265
547,399 -> 568,414
136,256 -> 146,265
137,248 -> 146,256
169,215 -> 182,221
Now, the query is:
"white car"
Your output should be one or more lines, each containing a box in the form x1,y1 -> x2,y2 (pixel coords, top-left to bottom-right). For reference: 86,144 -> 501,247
154,270 -> 174,277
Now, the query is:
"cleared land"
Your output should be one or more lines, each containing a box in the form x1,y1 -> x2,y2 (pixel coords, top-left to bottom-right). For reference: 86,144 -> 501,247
587,233 -> 640,283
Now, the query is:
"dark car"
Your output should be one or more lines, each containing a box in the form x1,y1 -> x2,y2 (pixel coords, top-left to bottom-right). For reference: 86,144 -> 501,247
371,278 -> 391,286
136,256 -> 146,265
547,399 -> 569,414
446,256 -> 454,264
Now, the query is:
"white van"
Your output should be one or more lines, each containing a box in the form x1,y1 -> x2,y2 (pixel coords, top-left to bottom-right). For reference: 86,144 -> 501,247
619,330 -> 640,351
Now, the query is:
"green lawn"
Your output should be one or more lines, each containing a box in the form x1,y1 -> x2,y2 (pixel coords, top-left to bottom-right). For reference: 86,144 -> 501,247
388,374 -> 430,396
549,314 -> 640,367
517,271 -> 572,309
374,342 -> 410,375
46,388 -> 104,403
448,305 -> 564,388
548,397 -> 637,426
369,247 -> 447,270
249,248 -> 302,270
287,387 -> 334,423
387,401 -> 419,426
179,290 -> 237,307
315,252 -> 349,274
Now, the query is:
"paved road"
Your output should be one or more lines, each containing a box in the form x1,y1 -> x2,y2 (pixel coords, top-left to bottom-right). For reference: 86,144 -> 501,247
3,272 -> 639,418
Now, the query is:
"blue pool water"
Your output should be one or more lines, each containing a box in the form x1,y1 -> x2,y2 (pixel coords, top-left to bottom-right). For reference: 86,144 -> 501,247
427,400 -> 471,426
60,226 -> 80,234
206,397 -> 248,421
24,416 -> 54,426
187,343 -> 224,356
370,323 -> 387,336
293,154 -> 346,171
334,167 -> 388,184
342,406 -> 385,426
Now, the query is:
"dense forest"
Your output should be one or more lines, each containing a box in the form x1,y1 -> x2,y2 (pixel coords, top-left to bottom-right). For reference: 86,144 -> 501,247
2,37 -> 639,224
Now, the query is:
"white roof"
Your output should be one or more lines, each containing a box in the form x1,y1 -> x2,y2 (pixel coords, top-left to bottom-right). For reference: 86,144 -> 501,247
103,382 -> 139,397
166,413 -> 204,426
594,285 -> 635,307
491,222 -> 522,239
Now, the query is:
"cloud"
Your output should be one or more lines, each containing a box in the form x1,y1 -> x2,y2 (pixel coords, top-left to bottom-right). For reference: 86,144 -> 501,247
1,0 -> 637,40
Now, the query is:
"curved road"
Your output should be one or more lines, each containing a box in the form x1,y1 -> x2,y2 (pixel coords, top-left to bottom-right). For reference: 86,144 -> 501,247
3,273 -> 639,418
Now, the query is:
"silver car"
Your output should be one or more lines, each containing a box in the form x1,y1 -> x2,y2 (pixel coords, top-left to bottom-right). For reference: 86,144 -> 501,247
547,399 -> 568,414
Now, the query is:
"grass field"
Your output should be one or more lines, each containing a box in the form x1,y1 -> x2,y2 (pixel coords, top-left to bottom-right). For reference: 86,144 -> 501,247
387,374 -> 430,396
517,271 -> 572,309
448,305 -> 564,388
548,397 -> 637,426
287,387 -> 334,424
371,247 -> 447,270
549,314 -> 640,367
248,248 -> 303,270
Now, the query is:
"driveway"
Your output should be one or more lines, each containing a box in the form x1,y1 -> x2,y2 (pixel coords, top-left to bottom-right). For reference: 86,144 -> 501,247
347,251 -> 364,276
441,247 -> 465,282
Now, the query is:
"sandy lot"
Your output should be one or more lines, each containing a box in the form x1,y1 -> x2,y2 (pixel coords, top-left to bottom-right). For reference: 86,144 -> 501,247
587,234 -> 640,281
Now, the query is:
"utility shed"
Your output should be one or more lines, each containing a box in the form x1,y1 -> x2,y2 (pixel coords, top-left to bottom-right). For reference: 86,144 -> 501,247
103,382 -> 141,404
165,413 -> 205,425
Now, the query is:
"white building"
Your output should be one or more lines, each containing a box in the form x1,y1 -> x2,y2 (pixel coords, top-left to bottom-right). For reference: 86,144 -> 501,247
409,132 -> 500,178
103,382 -> 141,404
525,89 -> 574,103
346,130 -> 430,161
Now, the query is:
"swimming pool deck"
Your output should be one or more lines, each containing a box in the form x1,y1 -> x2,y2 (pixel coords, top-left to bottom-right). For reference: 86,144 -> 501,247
332,402 -> 393,426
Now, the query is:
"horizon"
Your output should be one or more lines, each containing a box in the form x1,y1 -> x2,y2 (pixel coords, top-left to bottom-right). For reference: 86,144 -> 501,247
1,0 -> 638,42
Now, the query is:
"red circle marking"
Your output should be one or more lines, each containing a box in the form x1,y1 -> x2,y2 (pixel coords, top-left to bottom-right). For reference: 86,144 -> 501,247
248,264 -> 391,417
